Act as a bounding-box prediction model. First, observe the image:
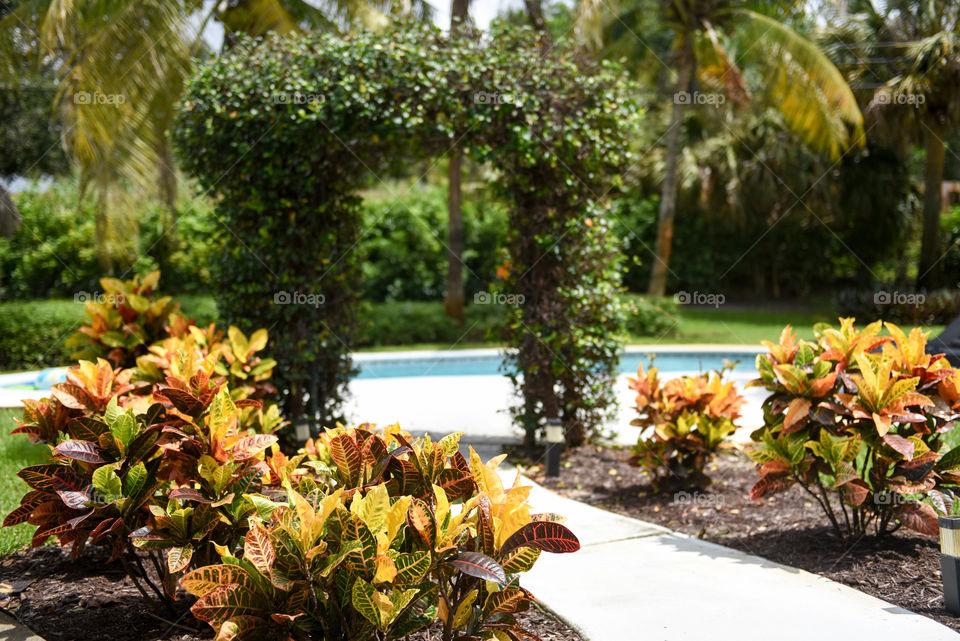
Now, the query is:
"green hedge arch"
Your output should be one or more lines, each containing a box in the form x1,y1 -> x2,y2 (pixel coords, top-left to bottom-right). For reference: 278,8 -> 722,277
174,23 -> 641,445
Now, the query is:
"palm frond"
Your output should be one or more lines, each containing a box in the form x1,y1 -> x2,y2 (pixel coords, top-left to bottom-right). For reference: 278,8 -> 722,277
573,0 -> 607,51
736,8 -> 864,160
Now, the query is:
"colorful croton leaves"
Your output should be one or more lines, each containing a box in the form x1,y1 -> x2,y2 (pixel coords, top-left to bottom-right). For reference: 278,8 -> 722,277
748,319 -> 960,538
65,270 -> 181,367
627,361 -> 745,490
181,426 -> 580,641
4,321 -> 284,604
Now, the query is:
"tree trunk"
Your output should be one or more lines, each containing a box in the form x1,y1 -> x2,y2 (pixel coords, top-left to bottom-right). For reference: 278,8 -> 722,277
445,151 -> 465,322
157,135 -> 178,232
444,0 -> 470,323
918,119 -> 946,290
648,49 -> 694,297
523,0 -> 549,35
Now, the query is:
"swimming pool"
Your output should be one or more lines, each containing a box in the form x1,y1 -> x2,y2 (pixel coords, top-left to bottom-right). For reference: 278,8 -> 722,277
353,346 -> 762,379
0,346 -> 762,392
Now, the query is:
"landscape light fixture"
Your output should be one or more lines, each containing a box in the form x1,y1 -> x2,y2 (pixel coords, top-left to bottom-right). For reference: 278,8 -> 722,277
545,418 -> 564,478
940,515 -> 960,616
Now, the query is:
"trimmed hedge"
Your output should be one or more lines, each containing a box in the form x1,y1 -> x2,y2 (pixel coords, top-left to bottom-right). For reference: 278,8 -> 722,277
0,296 -> 219,371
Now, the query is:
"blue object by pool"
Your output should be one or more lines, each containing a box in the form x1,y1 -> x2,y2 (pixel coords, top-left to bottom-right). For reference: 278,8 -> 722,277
354,349 -> 759,380
36,368 -> 67,388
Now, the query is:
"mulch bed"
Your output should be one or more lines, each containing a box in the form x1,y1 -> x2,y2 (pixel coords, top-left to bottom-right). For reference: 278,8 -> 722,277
0,545 -> 583,641
523,443 -> 959,633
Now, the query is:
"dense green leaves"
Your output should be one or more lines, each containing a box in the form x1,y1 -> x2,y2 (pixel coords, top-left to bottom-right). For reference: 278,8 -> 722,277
173,22 -> 639,434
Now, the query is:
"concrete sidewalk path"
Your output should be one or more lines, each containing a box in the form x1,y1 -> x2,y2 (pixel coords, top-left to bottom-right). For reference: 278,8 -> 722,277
500,470 -> 960,641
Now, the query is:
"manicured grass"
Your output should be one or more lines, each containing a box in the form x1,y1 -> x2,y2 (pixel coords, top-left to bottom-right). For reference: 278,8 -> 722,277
0,408 -> 50,555
629,307 -> 944,347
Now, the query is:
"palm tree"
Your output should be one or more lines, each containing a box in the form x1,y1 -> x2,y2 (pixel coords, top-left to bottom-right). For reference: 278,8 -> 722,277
576,0 -> 865,296
834,0 -> 960,289
444,0 -> 472,323
0,0 -> 431,265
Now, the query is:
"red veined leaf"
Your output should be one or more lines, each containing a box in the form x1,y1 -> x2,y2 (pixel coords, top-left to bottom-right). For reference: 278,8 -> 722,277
51,383 -> 94,410
180,564 -> 258,597
782,398 -> 811,435
156,388 -> 202,416
329,434 -> 363,486
407,499 -> 435,547
361,434 -> 387,469
243,523 -> 275,574
54,440 -> 106,464
840,479 -> 870,506
484,588 -> 530,617
449,551 -> 507,584
51,474 -> 91,510
166,546 -> 194,574
882,434 -> 915,460
758,460 -> 791,477
749,475 -> 794,501
234,399 -> 262,409
67,509 -> 95,528
3,503 -> 37,527
897,502 -> 938,536
476,497 -> 496,556
437,468 -> 475,502
33,522 -> 72,541
191,584 -> 265,626
500,547 -> 541,574
170,487 -> 213,503
500,521 -> 580,556
18,464 -> 68,492
231,434 -> 278,460
68,417 -> 109,441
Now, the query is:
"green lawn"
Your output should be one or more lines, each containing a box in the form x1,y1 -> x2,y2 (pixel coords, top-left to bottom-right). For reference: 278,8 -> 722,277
0,408 -> 50,554
629,307 -> 944,347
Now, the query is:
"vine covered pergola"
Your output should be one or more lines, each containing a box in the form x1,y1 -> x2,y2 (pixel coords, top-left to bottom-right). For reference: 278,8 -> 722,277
174,23 -> 641,447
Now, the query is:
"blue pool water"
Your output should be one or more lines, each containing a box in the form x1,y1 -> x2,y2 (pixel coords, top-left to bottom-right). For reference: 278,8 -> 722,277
354,350 -> 759,380
1,350 -> 761,391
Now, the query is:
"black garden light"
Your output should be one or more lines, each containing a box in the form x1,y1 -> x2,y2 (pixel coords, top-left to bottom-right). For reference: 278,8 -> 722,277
545,418 -> 564,477
940,515 -> 960,615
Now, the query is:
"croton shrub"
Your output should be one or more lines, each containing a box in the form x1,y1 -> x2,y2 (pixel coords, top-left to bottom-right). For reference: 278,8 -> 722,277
182,427 -> 580,640
627,361 -> 745,490
66,270 -> 181,367
3,345 -> 283,604
748,319 -> 960,538
4,356 -> 579,637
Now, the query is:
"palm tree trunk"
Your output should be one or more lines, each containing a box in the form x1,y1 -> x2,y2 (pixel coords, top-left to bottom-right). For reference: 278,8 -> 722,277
444,0 -> 471,323
918,119 -> 946,290
648,50 -> 694,297
445,151 -> 465,322
157,135 -> 178,232
523,0 -> 549,34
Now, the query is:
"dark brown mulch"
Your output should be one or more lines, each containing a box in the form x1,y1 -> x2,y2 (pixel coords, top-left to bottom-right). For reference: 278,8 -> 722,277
0,546 -> 583,641
523,444 -> 959,633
